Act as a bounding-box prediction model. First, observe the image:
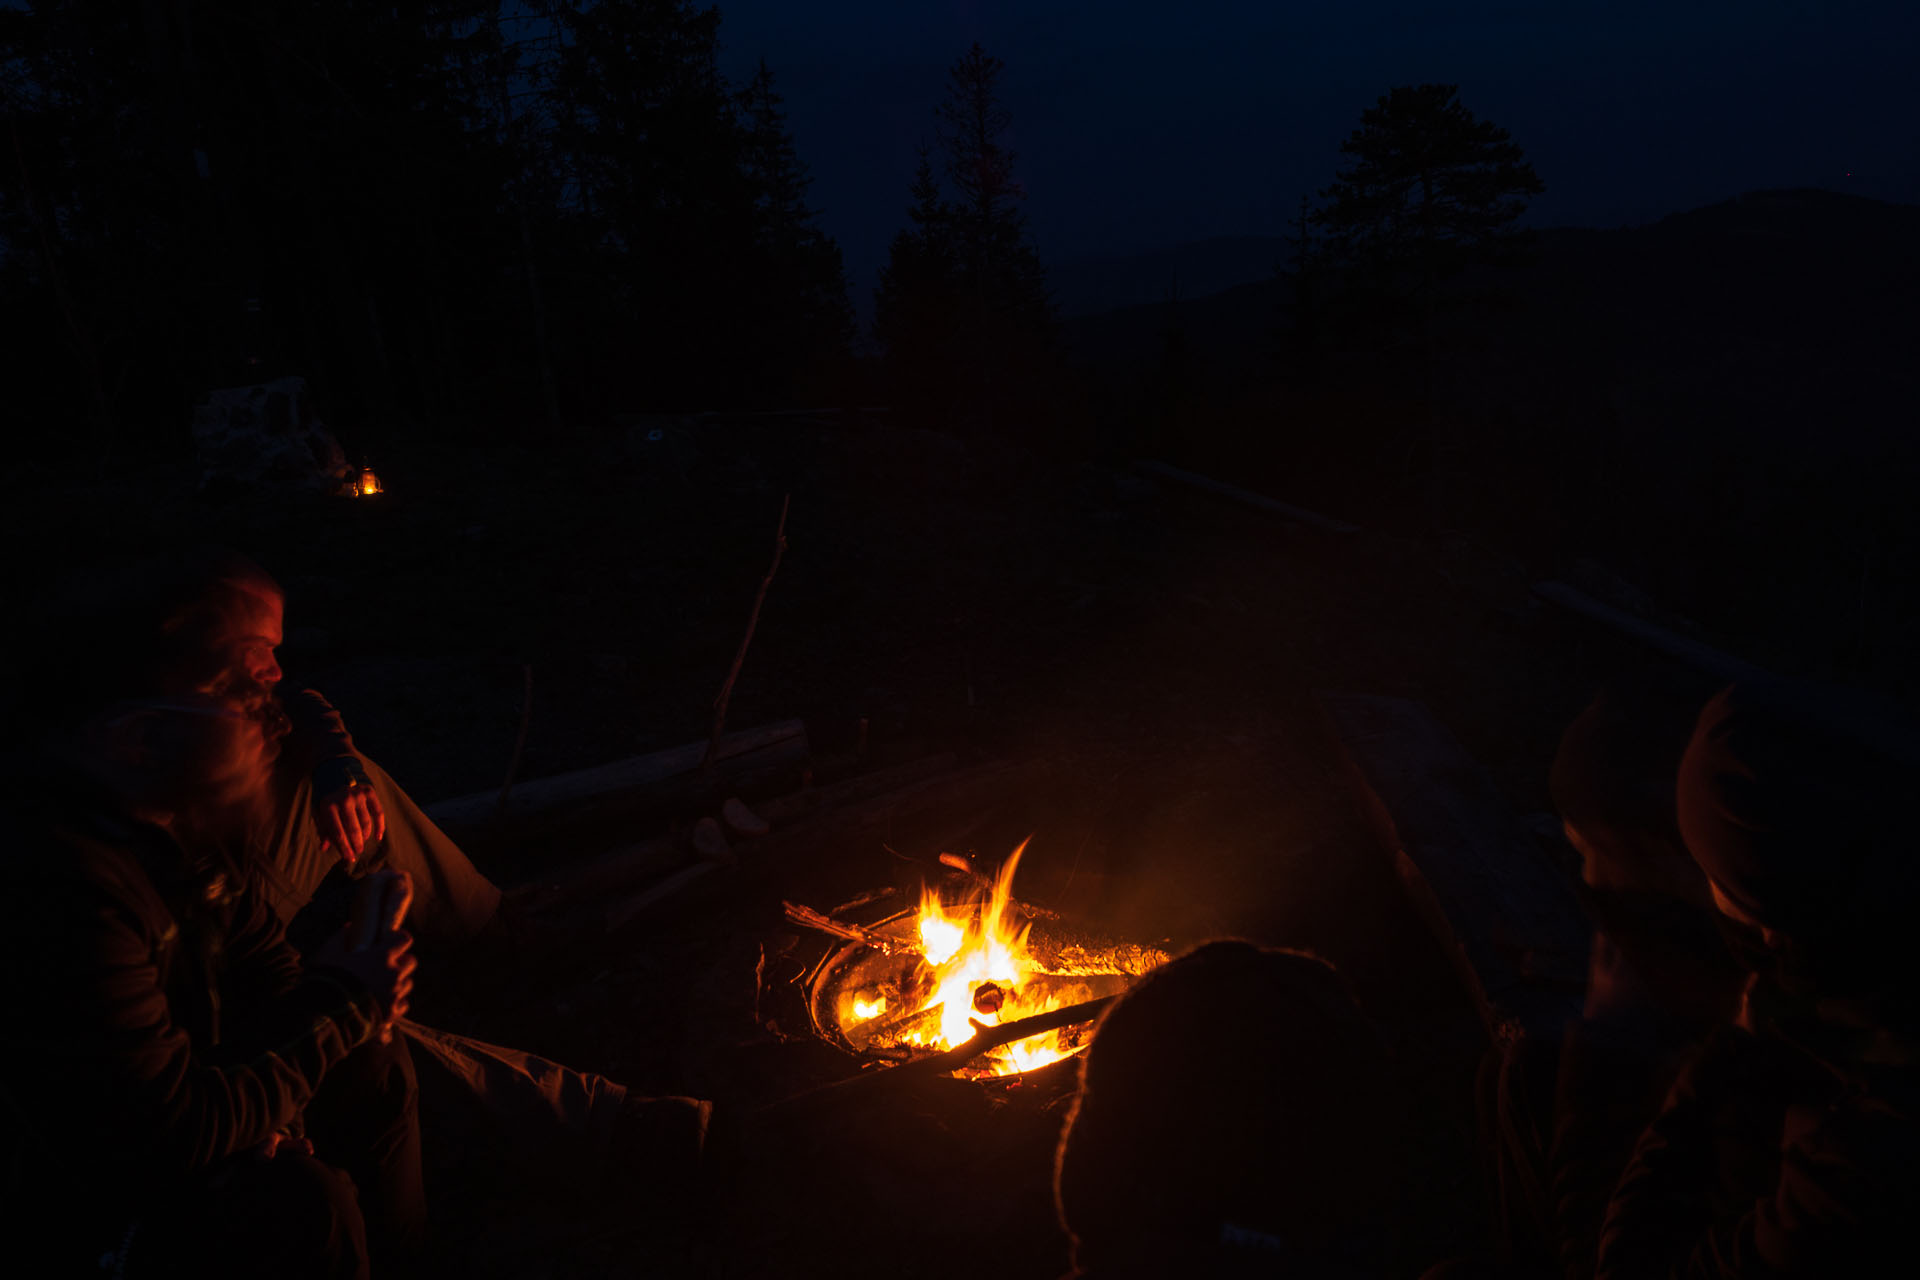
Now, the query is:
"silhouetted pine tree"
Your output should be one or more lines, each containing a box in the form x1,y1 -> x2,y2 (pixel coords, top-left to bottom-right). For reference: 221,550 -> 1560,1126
552,0 -> 753,408
1,0 -> 853,447
935,42 -> 1055,431
1314,84 -> 1542,319
873,143 -> 959,414
735,58 -> 854,404
1313,83 -> 1543,502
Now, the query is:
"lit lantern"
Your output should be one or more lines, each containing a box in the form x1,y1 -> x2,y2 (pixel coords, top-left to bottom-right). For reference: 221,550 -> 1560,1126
354,467 -> 383,497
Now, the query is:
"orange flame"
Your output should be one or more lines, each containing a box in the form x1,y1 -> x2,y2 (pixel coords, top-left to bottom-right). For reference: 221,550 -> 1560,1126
910,839 -> 1079,1075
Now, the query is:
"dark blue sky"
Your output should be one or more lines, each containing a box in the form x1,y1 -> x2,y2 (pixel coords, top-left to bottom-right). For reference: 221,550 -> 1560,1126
712,1 -> 1920,303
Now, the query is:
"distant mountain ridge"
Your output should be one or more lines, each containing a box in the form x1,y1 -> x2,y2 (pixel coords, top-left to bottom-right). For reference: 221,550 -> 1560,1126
1059,188 -> 1920,457
1047,235 -> 1288,318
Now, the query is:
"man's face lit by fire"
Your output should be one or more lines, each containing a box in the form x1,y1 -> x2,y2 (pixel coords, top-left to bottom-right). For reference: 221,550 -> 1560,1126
195,587 -> 289,748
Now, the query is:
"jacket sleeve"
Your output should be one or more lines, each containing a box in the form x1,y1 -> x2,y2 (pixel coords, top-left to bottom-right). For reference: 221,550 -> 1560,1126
1596,1028 -> 1802,1280
219,879 -> 343,1041
1550,1019 -> 1672,1279
27,849 -> 379,1175
282,687 -> 368,796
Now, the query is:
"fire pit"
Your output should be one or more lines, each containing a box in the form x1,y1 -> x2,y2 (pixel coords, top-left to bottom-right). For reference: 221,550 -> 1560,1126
788,841 -> 1170,1080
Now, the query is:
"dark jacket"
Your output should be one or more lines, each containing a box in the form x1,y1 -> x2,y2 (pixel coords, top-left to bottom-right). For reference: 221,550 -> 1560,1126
1597,1000 -> 1920,1278
1,773 -> 379,1234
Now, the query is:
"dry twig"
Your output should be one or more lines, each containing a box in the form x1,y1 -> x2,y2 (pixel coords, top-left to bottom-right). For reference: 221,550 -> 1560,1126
496,663 -> 534,815
704,495 -> 790,771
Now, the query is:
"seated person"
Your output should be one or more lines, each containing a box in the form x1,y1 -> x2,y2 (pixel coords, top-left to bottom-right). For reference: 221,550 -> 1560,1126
1596,681 -> 1920,1277
1489,672 -> 1748,1276
16,549 -> 710,1209
3,677 -> 420,1278
70,547 -> 503,949
1053,940 -> 1412,1279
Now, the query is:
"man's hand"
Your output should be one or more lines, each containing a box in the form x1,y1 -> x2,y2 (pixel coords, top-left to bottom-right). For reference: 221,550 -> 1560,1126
312,871 -> 416,1042
315,779 -> 386,864
253,1132 -> 316,1161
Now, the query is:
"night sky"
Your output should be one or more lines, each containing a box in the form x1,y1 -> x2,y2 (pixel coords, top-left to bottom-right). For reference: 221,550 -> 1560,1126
713,1 -> 1920,307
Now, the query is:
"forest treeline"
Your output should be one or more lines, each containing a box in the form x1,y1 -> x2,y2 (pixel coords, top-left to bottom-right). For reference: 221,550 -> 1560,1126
0,0 -> 856,452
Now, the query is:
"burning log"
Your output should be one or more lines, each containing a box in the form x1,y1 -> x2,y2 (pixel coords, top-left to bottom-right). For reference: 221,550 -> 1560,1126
781,899 -> 1169,978
897,994 -> 1116,1078
756,995 -> 1118,1121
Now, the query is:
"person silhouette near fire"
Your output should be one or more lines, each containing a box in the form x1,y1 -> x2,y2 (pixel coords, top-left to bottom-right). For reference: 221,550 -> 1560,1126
1053,940 -> 1416,1278
6,547 -> 712,1274
4,653 -> 422,1275
1592,681 -> 1920,1276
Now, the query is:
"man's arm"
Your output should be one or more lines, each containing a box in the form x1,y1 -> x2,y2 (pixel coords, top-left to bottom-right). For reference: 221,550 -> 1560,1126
282,687 -> 365,792
1597,1027 -> 1809,1279
283,688 -> 385,860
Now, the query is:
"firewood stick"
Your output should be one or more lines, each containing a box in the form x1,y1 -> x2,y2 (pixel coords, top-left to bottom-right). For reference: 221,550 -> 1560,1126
496,663 -> 533,816
704,494 -> 789,772
752,995 -> 1117,1121
898,994 -> 1117,1078
781,901 -> 906,954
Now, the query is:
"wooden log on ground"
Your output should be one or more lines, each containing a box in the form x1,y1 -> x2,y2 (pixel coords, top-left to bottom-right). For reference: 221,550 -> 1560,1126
424,719 -> 808,838
529,755 -> 970,909
600,757 -> 1044,935
1318,692 -> 1588,1042
1136,460 -> 1360,534
1531,581 -> 1768,684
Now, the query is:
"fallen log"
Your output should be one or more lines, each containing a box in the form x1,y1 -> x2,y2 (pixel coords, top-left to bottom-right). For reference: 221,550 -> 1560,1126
599,756 -> 1049,936
603,862 -> 723,934
1530,581 -> 1768,684
1136,460 -> 1360,534
532,754 -> 973,910
424,719 -> 808,835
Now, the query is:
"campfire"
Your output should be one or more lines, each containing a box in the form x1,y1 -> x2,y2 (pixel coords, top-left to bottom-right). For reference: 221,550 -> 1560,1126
790,841 -> 1170,1079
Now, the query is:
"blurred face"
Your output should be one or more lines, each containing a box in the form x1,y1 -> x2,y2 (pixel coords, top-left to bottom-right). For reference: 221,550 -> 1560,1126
200,589 -> 284,709
114,693 -> 277,829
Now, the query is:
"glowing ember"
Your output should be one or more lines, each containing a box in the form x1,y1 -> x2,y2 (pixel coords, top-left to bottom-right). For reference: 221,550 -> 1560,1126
850,995 -> 887,1021
907,839 -> 1083,1075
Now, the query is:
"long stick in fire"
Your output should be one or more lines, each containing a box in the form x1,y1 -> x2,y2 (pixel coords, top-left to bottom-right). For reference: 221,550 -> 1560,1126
752,994 -> 1119,1121
780,900 -> 1169,977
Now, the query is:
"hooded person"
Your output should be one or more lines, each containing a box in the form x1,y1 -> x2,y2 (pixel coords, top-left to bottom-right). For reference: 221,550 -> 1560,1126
1597,680 -> 1920,1278
1053,941 -> 1413,1279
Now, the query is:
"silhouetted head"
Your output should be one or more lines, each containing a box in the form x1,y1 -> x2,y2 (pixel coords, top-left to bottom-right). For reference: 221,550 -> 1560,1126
1552,671 -> 1717,902
1054,940 -> 1403,1279
1678,680 -> 1918,991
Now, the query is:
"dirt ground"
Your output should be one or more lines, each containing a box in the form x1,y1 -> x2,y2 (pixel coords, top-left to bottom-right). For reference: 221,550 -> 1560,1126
12,419 -> 1670,1276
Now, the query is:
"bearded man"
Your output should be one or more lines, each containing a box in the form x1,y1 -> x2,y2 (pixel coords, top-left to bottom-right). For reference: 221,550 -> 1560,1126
5,665 -> 423,1277
10,548 -> 711,1260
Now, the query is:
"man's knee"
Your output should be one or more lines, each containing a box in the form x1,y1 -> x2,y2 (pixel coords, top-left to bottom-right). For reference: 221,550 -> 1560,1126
237,1153 -> 370,1279
337,1031 -> 421,1125
306,1031 -> 421,1167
